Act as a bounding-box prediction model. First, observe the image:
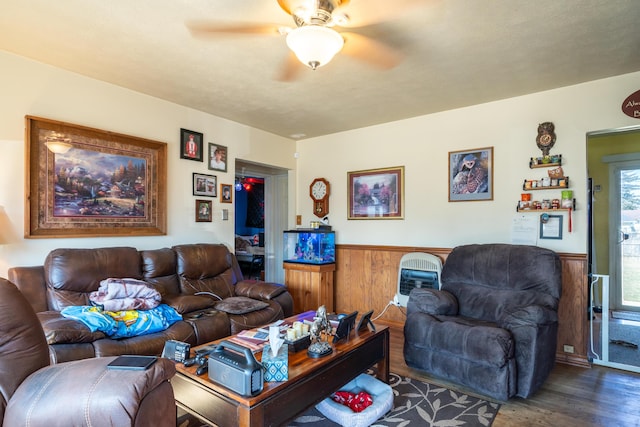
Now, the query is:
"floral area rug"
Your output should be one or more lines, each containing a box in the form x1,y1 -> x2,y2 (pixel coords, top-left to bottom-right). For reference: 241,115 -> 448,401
288,372 -> 499,427
177,372 -> 500,427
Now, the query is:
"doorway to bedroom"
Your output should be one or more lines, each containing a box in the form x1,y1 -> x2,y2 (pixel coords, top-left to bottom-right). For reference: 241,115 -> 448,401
234,160 -> 288,285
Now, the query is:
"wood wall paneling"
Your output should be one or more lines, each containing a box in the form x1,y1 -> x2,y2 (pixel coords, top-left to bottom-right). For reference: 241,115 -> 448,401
334,244 -> 588,366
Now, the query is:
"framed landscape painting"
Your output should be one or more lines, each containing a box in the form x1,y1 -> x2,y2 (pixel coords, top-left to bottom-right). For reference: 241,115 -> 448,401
347,166 -> 404,220
25,116 -> 167,238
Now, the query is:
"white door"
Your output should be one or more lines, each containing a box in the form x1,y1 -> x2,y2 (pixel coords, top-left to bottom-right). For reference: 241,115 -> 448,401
610,161 -> 640,313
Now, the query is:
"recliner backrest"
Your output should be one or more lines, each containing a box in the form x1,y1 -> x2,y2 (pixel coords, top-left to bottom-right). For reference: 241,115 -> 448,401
44,247 -> 143,311
173,244 -> 240,298
0,278 -> 50,422
441,244 -> 562,322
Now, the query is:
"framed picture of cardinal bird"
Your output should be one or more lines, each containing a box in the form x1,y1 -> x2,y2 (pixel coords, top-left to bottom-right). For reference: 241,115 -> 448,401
448,147 -> 493,202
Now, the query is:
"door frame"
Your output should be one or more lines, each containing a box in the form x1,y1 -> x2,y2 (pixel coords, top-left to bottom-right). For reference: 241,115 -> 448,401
235,160 -> 290,284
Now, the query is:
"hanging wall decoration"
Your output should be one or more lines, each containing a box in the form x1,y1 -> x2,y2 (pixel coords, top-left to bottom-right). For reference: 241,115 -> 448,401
25,116 -> 167,238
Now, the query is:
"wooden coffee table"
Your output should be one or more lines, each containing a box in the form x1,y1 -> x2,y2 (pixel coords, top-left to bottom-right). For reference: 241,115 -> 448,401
171,311 -> 389,427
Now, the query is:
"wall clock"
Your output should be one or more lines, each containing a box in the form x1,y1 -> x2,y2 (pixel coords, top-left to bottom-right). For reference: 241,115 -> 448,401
536,122 -> 556,157
310,178 -> 330,218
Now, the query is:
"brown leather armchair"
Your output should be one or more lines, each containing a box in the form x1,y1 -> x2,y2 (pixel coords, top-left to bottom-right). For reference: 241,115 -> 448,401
0,278 -> 177,427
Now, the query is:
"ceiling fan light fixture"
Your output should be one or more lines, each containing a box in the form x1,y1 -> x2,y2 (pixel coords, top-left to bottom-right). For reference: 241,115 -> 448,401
286,25 -> 344,70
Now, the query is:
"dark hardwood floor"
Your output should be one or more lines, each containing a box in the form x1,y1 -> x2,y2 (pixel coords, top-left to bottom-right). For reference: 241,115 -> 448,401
383,322 -> 640,427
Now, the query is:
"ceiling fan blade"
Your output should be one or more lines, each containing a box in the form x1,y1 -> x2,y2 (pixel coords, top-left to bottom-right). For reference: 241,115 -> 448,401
186,20 -> 286,37
341,32 -> 402,69
275,50 -> 305,82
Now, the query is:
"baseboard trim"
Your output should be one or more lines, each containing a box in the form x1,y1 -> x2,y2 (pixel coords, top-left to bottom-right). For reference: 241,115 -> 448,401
556,352 -> 590,368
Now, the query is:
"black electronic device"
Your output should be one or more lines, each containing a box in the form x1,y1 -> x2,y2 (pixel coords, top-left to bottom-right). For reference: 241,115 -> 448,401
357,310 -> 376,332
161,339 -> 191,363
208,340 -> 264,397
107,355 -> 157,370
333,311 -> 358,343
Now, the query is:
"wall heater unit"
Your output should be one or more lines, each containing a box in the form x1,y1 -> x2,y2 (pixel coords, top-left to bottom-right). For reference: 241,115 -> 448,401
395,252 -> 442,307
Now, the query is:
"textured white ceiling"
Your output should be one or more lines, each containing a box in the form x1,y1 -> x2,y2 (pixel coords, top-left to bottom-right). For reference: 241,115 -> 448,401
1,0 -> 639,139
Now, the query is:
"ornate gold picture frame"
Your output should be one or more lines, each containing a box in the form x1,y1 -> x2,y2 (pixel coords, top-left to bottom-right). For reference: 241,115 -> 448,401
25,116 -> 167,238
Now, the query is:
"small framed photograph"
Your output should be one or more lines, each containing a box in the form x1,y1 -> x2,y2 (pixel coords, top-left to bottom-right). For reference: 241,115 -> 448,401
180,128 -> 203,161
208,143 -> 228,172
348,166 -> 404,220
333,311 -> 358,343
449,147 -> 493,202
540,214 -> 563,239
193,173 -> 217,197
357,310 -> 375,333
220,183 -> 232,203
195,199 -> 212,222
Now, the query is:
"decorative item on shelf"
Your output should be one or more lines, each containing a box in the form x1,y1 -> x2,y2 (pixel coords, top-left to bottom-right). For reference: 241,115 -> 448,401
561,190 -> 573,208
548,166 -> 564,178
541,177 -> 551,187
536,122 -> 556,157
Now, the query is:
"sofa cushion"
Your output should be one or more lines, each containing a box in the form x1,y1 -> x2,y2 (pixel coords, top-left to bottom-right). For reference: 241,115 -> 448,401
228,300 -> 284,335
234,280 -> 287,300
45,247 -> 142,311
163,294 -> 216,314
405,312 -> 514,367
38,311 -> 105,344
173,244 -> 237,298
214,297 -> 269,315
141,248 -> 181,296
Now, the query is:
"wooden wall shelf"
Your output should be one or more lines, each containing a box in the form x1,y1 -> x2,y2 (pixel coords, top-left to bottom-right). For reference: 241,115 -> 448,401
516,199 -> 576,212
529,154 -> 562,168
522,176 -> 570,190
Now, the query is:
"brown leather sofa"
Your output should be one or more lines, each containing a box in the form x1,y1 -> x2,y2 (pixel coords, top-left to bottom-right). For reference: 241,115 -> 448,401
0,277 -> 177,427
8,243 -> 294,363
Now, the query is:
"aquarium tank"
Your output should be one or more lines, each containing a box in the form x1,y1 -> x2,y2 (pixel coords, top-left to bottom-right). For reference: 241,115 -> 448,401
283,229 -> 335,265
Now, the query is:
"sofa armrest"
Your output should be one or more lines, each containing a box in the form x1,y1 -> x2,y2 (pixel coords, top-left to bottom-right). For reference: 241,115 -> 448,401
234,280 -> 287,301
4,356 -> 176,427
8,266 -> 48,313
499,304 -> 559,398
499,305 -> 558,329
406,288 -> 458,317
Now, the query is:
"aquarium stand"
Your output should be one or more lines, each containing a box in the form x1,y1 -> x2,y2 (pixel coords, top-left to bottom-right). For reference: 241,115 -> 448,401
283,262 -> 336,314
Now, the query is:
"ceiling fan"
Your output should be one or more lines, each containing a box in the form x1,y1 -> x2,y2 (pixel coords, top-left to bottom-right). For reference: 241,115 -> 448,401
187,0 -> 419,80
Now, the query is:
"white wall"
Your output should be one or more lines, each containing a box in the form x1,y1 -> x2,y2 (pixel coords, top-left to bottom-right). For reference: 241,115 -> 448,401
2,49 -> 639,279
296,71 -> 640,255
0,51 -> 296,277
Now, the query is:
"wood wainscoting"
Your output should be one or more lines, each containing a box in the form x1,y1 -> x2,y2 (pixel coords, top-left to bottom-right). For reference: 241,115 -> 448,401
334,244 -> 589,367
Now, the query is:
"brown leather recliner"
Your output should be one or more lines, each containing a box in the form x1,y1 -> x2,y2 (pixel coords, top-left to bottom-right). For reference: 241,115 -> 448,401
0,278 -> 177,427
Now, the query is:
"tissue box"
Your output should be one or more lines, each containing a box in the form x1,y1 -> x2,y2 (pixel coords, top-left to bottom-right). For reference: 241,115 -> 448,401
262,343 -> 289,382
